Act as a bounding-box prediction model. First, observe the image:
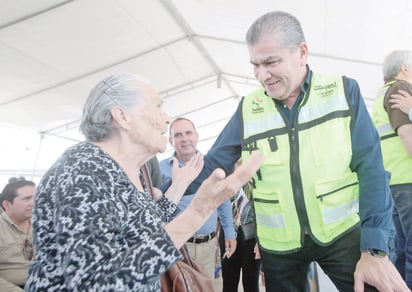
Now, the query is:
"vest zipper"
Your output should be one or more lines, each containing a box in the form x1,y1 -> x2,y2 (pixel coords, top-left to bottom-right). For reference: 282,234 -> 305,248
289,126 -> 310,236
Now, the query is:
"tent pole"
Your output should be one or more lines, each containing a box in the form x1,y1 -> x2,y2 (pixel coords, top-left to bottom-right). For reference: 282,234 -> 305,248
31,133 -> 44,181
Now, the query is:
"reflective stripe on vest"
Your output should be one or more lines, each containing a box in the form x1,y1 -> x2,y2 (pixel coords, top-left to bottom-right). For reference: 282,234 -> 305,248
375,123 -> 394,135
254,200 -> 359,228
323,198 -> 359,225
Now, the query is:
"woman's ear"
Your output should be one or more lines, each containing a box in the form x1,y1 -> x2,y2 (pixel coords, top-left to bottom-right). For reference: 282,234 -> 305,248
111,106 -> 132,130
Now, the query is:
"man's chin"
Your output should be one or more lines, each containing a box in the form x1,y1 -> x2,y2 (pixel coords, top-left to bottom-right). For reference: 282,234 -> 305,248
264,88 -> 281,99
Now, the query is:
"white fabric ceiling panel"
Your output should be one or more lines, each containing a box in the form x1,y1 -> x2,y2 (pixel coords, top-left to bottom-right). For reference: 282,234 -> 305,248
0,0 -> 184,77
172,0 -> 324,42
200,38 -> 254,80
314,1 -> 412,64
0,0 -> 68,26
0,0 -> 189,100
1,126 -> 80,173
0,41 -> 67,102
0,80 -> 89,131
151,39 -> 215,90
116,0 -> 184,43
162,79 -> 234,117
182,95 -> 240,127
72,38 -> 213,93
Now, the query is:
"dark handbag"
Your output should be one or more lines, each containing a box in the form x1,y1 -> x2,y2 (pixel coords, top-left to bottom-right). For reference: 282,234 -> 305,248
141,164 -> 214,292
238,222 -> 257,241
238,200 -> 257,241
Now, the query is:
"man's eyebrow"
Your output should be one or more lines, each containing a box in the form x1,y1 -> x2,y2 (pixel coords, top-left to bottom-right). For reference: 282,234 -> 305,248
250,56 -> 276,66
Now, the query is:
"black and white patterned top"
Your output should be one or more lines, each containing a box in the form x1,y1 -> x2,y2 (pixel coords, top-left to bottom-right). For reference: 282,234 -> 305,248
25,142 -> 181,291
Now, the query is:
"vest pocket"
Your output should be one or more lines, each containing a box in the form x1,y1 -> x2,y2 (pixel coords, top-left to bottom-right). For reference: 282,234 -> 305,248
315,173 -> 359,226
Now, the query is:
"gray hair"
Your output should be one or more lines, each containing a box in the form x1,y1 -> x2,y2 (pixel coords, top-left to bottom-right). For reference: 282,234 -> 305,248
382,50 -> 412,82
80,72 -> 148,142
246,11 -> 306,50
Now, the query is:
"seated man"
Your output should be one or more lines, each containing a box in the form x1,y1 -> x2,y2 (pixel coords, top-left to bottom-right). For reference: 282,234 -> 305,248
0,177 -> 36,291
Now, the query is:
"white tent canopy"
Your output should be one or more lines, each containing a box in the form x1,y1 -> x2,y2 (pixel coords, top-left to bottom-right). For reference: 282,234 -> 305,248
1,0 -> 412,184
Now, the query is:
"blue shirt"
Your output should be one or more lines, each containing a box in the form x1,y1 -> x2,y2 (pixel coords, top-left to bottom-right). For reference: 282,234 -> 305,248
159,154 -> 236,240
188,68 -> 393,253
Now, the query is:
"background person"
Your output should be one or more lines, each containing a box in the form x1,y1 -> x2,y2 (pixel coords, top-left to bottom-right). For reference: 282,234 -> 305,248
160,117 -> 236,280
0,177 -> 35,291
185,11 -> 409,292
372,50 -> 412,289
24,72 -> 264,291
218,175 -> 261,292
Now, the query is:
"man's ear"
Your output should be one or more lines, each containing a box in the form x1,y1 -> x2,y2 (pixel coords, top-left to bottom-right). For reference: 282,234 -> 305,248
168,136 -> 174,147
111,106 -> 131,130
401,63 -> 412,75
2,200 -> 10,211
298,42 -> 308,66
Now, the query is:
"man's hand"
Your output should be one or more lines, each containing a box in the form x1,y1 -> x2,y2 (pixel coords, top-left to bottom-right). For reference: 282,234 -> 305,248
191,151 -> 265,217
224,238 -> 237,258
254,243 -> 261,260
390,89 -> 412,115
164,153 -> 204,203
354,252 -> 410,292
171,153 -> 204,186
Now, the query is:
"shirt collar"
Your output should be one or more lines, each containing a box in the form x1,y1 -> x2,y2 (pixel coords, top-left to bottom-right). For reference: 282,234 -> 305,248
167,151 -> 199,166
1,212 -> 31,232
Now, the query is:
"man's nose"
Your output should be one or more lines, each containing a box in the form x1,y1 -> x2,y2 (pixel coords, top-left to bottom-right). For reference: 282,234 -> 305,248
257,66 -> 271,81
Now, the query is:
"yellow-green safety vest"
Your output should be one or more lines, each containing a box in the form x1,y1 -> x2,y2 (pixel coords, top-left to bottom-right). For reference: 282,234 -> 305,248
372,81 -> 412,186
241,72 -> 360,253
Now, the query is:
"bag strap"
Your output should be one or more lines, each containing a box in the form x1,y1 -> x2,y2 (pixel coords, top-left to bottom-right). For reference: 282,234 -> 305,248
141,163 -> 155,198
179,244 -> 195,267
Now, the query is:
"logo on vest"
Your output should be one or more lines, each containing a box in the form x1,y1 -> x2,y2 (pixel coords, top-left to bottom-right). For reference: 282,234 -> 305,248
313,82 -> 337,97
252,96 -> 264,113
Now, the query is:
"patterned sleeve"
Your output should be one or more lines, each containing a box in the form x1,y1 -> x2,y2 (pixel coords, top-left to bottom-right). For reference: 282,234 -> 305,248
156,195 -> 180,222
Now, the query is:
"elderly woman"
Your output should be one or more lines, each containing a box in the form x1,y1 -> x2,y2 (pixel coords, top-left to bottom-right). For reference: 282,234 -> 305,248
25,73 -> 263,291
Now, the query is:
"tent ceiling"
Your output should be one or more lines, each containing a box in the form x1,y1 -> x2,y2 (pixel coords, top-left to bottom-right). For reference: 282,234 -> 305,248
1,0 -> 412,173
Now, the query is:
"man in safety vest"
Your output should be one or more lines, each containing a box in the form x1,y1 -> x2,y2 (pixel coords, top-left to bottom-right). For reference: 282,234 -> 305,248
372,50 -> 412,289
187,11 -> 409,291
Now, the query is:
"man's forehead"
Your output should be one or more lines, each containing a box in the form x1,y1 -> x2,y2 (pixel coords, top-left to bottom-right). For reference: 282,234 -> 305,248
15,185 -> 35,196
172,120 -> 195,132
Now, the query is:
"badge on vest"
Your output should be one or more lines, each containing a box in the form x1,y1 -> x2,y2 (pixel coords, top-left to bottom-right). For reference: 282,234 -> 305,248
268,136 -> 278,152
